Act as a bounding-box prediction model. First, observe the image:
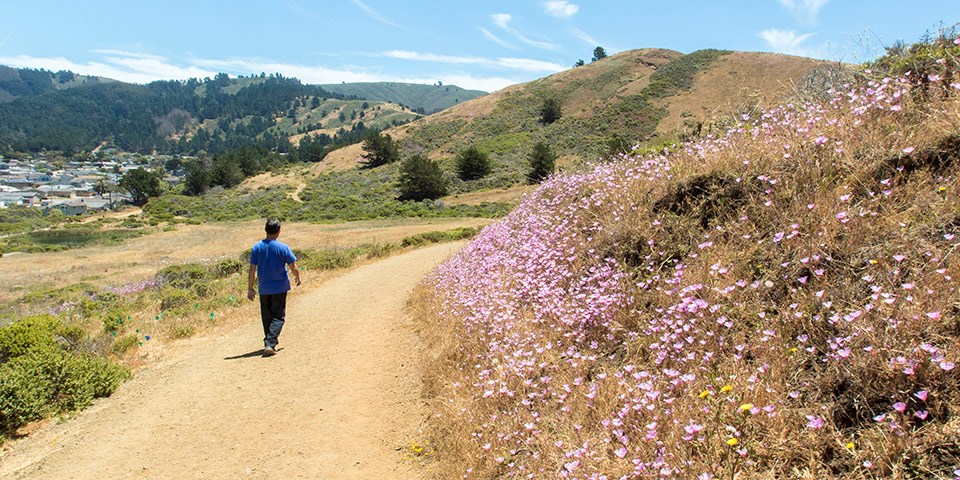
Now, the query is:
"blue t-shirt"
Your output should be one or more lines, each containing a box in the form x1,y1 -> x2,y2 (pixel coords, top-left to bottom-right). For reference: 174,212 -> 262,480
250,239 -> 297,295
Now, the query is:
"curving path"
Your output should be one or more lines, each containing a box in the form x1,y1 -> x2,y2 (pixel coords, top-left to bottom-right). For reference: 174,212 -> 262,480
0,242 -> 462,479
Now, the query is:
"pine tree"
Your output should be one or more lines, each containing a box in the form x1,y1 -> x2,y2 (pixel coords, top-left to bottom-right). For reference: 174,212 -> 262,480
540,97 -> 562,125
398,155 -> 448,201
592,46 -> 608,62
527,141 -> 556,184
359,132 -> 399,168
455,146 -> 491,181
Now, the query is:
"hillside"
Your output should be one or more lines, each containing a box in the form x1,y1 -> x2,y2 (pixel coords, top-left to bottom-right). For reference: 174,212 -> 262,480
0,66 -> 113,103
414,38 -> 960,478
318,82 -> 486,114
315,49 -> 838,205
0,71 -> 423,155
392,49 -> 837,159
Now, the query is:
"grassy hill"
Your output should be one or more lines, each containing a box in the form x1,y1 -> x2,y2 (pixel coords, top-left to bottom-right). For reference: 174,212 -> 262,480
319,82 -> 486,114
414,36 -> 960,479
315,49 -> 840,205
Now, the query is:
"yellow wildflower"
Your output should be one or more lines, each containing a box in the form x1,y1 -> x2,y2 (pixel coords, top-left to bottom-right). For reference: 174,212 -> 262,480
726,438 -> 739,446
739,403 -> 753,411
699,390 -> 710,398
720,385 -> 733,393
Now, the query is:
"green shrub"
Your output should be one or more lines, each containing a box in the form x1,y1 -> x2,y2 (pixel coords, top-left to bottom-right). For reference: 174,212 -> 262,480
157,263 -> 209,288
0,346 -> 129,433
0,315 -> 62,361
111,334 -> 139,355
171,325 -> 195,339
216,258 -> 244,277
298,248 -> 362,270
100,307 -> 128,334
401,227 -> 479,247
159,287 -> 195,312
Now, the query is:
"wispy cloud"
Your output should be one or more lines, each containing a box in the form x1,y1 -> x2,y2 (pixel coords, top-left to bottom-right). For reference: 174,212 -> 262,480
489,13 -> 558,50
544,1 -> 579,18
0,48 -> 527,93
384,50 -> 565,73
759,28 -> 827,58
0,52 -> 217,84
778,0 -> 829,26
352,0 -> 402,29
480,27 -> 518,50
570,28 -> 599,47
491,13 -> 512,30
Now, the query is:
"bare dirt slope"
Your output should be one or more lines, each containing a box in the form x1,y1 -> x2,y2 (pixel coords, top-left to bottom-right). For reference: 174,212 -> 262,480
0,242 -> 464,479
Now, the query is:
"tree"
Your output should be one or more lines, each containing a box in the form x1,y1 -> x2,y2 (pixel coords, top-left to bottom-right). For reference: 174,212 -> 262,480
183,159 -> 211,196
540,97 -> 562,125
398,155 -> 448,201
120,168 -> 163,205
527,141 -> 556,184
592,46 -> 608,62
574,59 -> 585,67
455,146 -> 491,181
359,132 -> 399,168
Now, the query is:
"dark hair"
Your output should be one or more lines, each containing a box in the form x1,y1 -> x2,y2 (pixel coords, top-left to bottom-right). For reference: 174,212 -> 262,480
265,218 -> 281,234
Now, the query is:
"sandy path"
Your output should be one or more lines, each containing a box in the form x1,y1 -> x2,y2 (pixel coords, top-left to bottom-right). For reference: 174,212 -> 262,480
0,242 -> 462,479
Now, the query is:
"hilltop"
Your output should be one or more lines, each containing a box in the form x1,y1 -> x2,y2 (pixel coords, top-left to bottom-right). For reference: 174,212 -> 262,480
315,49 -> 838,203
0,66 -> 114,103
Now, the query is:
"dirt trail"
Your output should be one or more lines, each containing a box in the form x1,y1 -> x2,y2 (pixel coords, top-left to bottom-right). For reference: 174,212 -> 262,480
0,242 -> 463,479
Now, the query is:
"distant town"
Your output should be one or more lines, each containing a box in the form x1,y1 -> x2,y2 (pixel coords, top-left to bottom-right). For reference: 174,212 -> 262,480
0,150 -> 184,215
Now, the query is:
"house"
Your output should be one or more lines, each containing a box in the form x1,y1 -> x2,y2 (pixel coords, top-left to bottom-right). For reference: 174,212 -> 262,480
52,200 -> 88,216
0,191 -> 42,208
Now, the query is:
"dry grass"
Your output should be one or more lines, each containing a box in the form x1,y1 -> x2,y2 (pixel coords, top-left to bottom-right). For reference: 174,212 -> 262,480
0,217 -> 489,306
414,48 -> 960,479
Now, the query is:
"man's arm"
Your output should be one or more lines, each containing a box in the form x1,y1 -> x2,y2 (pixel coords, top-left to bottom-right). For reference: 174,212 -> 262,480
247,265 -> 257,300
289,262 -> 301,286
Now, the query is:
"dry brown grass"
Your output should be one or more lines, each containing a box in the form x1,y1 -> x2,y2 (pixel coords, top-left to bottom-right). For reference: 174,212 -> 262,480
413,54 -> 960,478
0,217 -> 489,306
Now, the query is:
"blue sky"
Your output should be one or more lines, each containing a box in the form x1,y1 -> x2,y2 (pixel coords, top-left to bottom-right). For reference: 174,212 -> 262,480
1,1 -> 957,92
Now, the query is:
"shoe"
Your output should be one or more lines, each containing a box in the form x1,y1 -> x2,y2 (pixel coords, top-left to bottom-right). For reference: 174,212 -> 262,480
263,345 -> 276,356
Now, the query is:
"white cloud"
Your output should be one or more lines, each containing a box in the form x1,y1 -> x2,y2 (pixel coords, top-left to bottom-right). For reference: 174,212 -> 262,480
383,50 -> 565,73
544,1 -> 579,18
491,13 -> 512,29
489,13 -> 557,50
480,27 -> 518,50
570,28 -> 600,47
0,53 -> 218,84
778,0 -> 829,25
759,28 -> 827,58
0,48 -> 534,94
352,0 -> 402,28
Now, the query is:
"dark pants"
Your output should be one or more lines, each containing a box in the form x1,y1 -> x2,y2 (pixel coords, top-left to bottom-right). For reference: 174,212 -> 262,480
259,292 -> 287,349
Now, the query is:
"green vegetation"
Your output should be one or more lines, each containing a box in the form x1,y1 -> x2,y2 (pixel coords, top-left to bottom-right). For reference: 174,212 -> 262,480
455,146 -> 492,181
0,224 -> 144,255
359,131 -> 400,168
526,141 -> 556,184
0,315 -> 129,435
398,155 -> 449,201
400,227 -> 479,247
318,82 -> 486,114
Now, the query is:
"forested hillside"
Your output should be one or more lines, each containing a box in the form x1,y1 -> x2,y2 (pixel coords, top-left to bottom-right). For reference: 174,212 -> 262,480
0,70 -> 421,156
319,82 -> 486,114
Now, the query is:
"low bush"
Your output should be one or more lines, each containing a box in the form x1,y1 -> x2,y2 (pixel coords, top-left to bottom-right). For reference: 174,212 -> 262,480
400,227 -> 480,247
0,343 -> 129,434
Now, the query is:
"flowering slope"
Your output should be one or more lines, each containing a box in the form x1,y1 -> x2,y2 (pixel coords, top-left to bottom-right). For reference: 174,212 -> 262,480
418,46 -> 960,479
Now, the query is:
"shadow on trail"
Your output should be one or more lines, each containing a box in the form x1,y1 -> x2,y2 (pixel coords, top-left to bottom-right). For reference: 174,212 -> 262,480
223,349 -> 268,360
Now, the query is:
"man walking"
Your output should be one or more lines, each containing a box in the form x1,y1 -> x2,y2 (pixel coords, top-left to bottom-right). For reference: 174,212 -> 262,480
247,218 -> 301,356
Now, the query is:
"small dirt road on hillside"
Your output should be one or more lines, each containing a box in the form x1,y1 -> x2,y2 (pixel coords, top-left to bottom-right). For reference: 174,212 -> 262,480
0,242 -> 462,479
